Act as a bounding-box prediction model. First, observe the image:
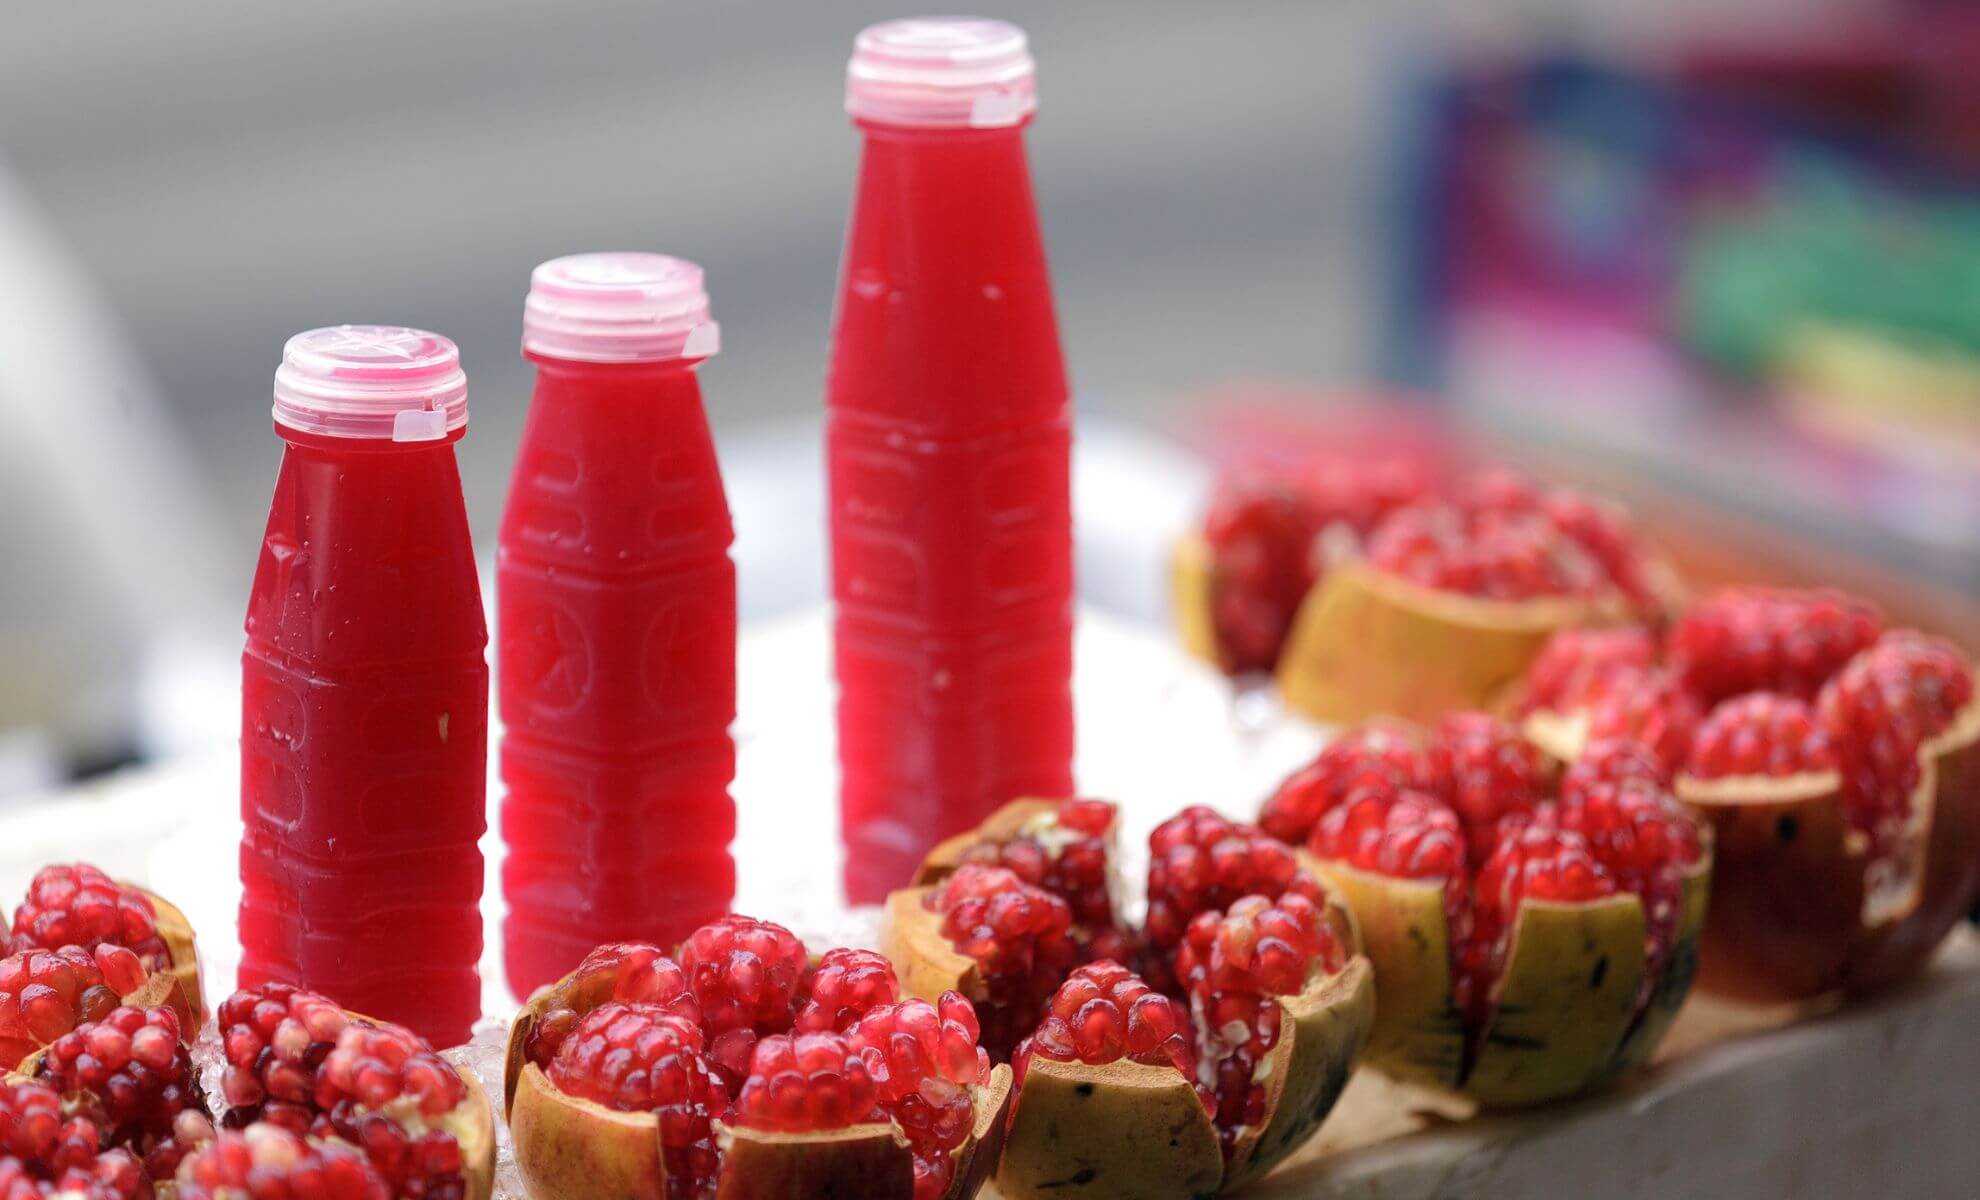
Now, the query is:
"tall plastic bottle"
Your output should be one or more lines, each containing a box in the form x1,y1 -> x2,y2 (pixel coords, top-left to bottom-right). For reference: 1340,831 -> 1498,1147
239,326 -> 487,1047
499,253 -> 735,997
828,18 -> 1074,902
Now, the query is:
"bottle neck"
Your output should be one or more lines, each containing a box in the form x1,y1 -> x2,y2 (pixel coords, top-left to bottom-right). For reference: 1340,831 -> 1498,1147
274,422 -> 466,455
854,116 -> 1032,146
524,352 -> 708,382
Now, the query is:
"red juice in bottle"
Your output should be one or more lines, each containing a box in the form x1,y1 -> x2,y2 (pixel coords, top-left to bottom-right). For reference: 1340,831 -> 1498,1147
828,18 -> 1074,902
239,326 -> 488,1047
498,253 -> 735,997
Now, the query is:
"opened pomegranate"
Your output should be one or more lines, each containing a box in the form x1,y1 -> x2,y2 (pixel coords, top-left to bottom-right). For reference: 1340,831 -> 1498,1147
1679,627 -> 1980,1000
6,866 -> 203,1027
174,1123 -> 387,1200
1258,722 -> 1433,847
1197,473 -> 1320,675
505,925 -> 1012,1200
890,802 -> 1374,1198
1290,713 -> 1711,1106
213,982 -> 494,1199
915,798 -> 1131,967
0,1078 -> 149,1200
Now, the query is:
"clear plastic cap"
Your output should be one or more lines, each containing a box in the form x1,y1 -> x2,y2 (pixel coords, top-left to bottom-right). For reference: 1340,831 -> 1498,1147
846,17 -> 1036,129
272,325 -> 468,442
522,252 -> 720,364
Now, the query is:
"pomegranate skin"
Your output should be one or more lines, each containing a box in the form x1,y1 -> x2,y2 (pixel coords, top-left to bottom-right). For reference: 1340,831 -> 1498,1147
1682,710 -> 1980,1002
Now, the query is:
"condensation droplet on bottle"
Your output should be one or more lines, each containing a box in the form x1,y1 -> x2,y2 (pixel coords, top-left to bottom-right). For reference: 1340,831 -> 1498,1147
982,284 -> 1004,301
932,669 -> 952,691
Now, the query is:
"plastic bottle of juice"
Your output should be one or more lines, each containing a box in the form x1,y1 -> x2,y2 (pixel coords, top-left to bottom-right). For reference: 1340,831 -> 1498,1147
828,18 -> 1074,902
498,253 -> 735,997
239,326 -> 487,1048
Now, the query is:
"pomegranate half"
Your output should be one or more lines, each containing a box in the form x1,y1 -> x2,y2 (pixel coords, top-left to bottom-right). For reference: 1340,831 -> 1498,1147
1674,633 -> 1980,1001
4,864 -> 204,1031
1266,714 -> 1712,1106
883,800 -> 1375,1197
504,933 -> 1012,1200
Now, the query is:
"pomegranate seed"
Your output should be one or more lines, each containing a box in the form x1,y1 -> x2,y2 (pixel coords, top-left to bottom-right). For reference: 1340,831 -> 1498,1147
1537,489 -> 1657,613
1519,626 -> 1659,716
1296,456 -> 1434,539
794,948 -> 899,1034
173,1123 -> 388,1200
1561,738 -> 1671,799
846,996 -> 991,1200
1818,631 -> 1977,869
0,1079 -> 147,1200
7,866 -> 170,973
1671,587 -> 1884,704
1545,781 -> 1703,1008
735,1031 -> 882,1134
544,1001 -> 726,1198
1686,692 -> 1838,779
216,984 -> 352,1131
36,1004 -> 205,1175
0,947 -> 134,1071
1258,722 -> 1432,847
1026,962 -> 1197,1082
523,943 -> 699,1070
1202,472 -> 1320,673
1176,894 -> 1344,1001
954,798 -> 1125,961
1425,713 -> 1545,863
1365,504 -> 1606,602
1308,777 -> 1469,940
1579,669 -> 1707,777
924,867 -> 1078,1061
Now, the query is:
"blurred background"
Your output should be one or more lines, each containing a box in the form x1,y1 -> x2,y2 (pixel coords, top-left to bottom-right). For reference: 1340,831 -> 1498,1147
0,0 -> 1974,791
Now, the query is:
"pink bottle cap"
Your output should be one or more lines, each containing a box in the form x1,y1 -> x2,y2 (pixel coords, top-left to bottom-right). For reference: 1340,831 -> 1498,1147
272,325 -> 468,442
846,17 -> 1037,129
522,252 -> 721,364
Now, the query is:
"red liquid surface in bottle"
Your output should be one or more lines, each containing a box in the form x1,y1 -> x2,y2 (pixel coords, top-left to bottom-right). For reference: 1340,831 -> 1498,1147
827,119 -> 1075,902
240,426 -> 488,1047
498,356 -> 736,996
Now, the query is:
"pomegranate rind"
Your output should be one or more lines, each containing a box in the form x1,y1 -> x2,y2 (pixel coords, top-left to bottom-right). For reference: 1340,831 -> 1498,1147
1275,561 -> 1624,727
1678,699 -> 1980,1002
509,1062 -> 668,1200
714,1120 -> 912,1200
1306,864 -> 1463,1087
1465,895 -> 1647,1108
1170,534 -> 1223,669
1222,955 -> 1376,1191
137,885 -> 205,1031
878,887 -> 985,1006
1610,857 -> 1711,1076
996,1056 -> 1221,1200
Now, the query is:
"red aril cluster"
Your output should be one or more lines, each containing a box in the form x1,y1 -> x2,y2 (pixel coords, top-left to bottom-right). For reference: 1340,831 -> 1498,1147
1144,808 -> 1322,961
678,916 -> 809,1092
1202,474 -> 1320,674
1579,669 -> 1706,776
34,1005 -> 204,1177
1258,722 -> 1431,846
545,1002 -> 726,1200
313,1024 -> 470,1200
522,943 -> 700,1071
1671,588 -> 1884,704
1818,632 -> 1977,866
1544,782 -> 1703,1005
1308,780 -> 1468,938
846,995 -> 990,1200
1519,627 -> 1658,716
1686,693 -> 1836,779
794,948 -> 898,1034
7,866 -> 169,973
1462,823 -> 1617,1029
0,1079 -> 147,1200
1023,962 -> 1195,1081
1561,738 -> 1670,798
735,1032 -> 882,1134
1366,503 -> 1608,602
1298,456 -> 1433,541
925,866 -> 1078,1060
1425,713 -> 1546,863
217,984 -> 353,1130
954,799 -> 1126,962
173,1123 -> 387,1200
0,945 -> 145,1071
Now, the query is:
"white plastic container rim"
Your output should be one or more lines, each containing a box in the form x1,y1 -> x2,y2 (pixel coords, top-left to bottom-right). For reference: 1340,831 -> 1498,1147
522,251 -> 721,365
272,325 -> 468,442
846,16 -> 1037,129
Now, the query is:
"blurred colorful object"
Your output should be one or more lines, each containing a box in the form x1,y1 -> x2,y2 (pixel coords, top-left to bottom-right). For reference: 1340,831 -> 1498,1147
1387,22 -> 1980,598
